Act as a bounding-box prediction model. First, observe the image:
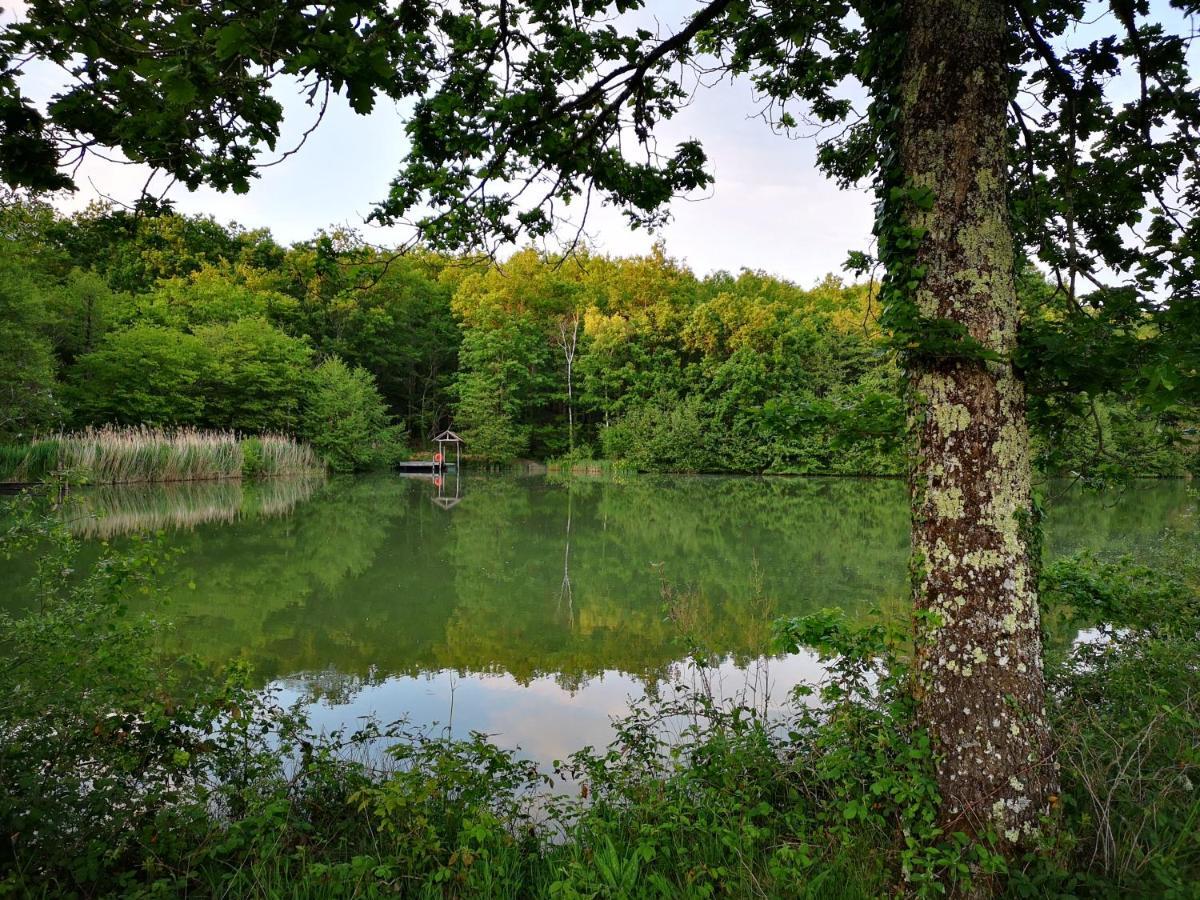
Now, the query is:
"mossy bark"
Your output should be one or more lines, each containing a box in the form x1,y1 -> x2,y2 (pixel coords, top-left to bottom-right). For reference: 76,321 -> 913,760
899,0 -> 1056,844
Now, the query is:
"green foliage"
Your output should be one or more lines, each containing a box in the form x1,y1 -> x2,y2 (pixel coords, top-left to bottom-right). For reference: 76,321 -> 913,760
301,357 -> 400,473
193,317 -> 313,432
280,243 -> 461,441
12,0 -> 1184,424
774,609 -> 999,894
600,394 -> 717,473
42,267 -> 120,365
117,264 -> 299,329
1024,541 -> 1200,896
69,324 -> 214,426
0,247 -> 60,439
69,319 -> 312,432
452,324 -> 537,463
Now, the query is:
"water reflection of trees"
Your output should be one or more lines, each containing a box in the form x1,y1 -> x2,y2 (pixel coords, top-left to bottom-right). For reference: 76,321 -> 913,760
44,474 -> 1189,702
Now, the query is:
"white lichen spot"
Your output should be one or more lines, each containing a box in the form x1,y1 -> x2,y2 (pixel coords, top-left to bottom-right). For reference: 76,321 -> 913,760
931,485 -> 966,520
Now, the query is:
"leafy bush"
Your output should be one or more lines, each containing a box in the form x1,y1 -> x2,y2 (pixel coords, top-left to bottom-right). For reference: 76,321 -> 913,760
300,357 -> 401,472
69,320 -> 313,433
600,395 -> 720,473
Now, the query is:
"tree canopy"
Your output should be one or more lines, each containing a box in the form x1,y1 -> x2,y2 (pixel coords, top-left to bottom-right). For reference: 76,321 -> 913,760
1,0 -> 1194,412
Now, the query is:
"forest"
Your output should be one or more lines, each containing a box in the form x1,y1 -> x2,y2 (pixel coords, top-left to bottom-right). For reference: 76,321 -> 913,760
2,194 -> 1194,478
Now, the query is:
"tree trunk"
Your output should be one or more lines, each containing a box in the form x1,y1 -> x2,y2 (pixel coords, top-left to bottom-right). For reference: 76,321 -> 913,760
900,0 -> 1056,844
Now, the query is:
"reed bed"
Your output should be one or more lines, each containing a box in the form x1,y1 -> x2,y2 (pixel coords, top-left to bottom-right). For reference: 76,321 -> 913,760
59,426 -> 243,483
0,441 -> 61,483
241,433 -> 323,477
0,426 -> 324,485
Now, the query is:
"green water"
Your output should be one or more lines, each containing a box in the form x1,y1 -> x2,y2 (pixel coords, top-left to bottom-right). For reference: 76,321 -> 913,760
2,474 -> 1194,762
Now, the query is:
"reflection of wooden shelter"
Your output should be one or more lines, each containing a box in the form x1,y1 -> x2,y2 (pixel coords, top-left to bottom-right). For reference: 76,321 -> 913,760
431,481 -> 462,510
429,429 -> 463,510
432,429 -> 463,473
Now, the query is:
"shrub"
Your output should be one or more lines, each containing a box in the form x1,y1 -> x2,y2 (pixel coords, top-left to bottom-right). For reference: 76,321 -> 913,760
600,395 -> 719,473
0,251 -> 61,440
300,357 -> 400,472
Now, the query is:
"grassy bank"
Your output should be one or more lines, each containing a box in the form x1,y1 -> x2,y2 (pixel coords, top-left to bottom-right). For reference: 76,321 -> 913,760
0,426 -> 322,485
0,490 -> 1197,897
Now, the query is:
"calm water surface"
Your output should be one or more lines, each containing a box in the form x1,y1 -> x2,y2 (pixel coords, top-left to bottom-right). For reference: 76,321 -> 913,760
3,474 -> 1194,764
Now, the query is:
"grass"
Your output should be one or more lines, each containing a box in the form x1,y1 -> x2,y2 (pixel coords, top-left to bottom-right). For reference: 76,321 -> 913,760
0,425 -> 323,484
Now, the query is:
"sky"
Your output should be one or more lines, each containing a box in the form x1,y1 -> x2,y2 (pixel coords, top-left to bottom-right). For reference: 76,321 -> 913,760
11,1 -> 877,286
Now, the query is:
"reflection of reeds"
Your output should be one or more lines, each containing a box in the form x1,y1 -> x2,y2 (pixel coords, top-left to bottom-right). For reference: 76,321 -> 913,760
64,476 -> 324,539
1,426 -> 322,484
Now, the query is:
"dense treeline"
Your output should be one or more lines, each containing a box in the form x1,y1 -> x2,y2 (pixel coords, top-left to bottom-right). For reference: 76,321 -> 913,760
1,195 -> 1192,476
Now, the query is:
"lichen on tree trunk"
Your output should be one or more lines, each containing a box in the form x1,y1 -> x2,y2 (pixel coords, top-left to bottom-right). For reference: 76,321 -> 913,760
899,0 -> 1056,843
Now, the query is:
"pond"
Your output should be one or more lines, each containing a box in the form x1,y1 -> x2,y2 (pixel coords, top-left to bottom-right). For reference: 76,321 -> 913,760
2,474 -> 1194,765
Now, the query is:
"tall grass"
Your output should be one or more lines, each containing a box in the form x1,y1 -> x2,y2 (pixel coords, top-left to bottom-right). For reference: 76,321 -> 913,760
0,440 -> 60,483
0,426 -> 323,484
240,433 -> 323,477
60,426 -> 244,482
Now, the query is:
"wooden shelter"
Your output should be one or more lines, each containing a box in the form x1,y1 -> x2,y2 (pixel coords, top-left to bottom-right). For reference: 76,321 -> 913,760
432,429 -> 463,473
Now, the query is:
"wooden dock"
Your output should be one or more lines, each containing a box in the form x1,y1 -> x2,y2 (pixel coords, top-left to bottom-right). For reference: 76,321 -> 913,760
395,460 -> 457,474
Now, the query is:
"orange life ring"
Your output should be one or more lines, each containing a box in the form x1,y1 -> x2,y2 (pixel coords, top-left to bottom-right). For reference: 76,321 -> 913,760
433,451 -> 444,464
433,476 -> 443,488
